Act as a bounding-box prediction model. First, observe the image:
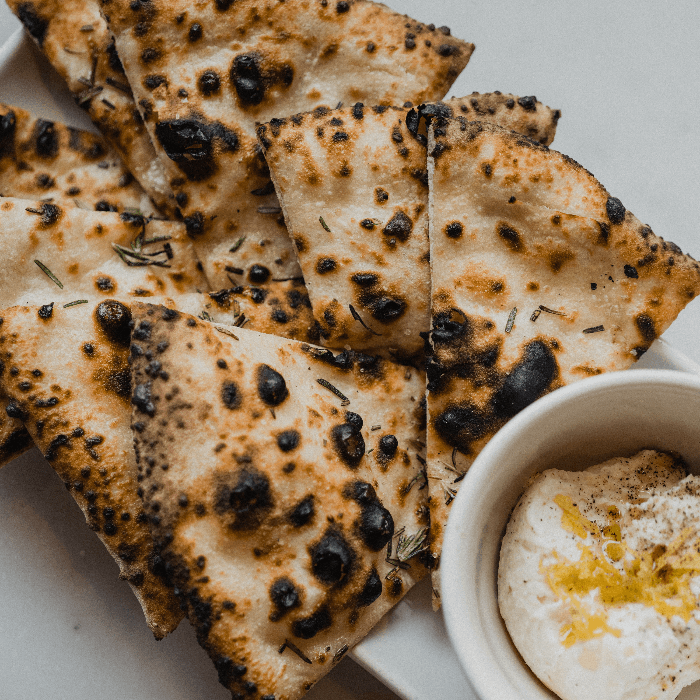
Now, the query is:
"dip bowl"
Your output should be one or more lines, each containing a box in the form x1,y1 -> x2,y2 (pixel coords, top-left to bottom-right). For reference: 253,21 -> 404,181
440,368 -> 700,700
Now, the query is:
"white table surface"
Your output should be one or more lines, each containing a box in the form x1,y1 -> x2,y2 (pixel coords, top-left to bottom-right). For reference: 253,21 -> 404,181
0,2 -> 699,699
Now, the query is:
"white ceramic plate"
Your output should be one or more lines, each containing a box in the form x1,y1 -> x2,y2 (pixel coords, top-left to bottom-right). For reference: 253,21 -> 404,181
2,2 -> 700,697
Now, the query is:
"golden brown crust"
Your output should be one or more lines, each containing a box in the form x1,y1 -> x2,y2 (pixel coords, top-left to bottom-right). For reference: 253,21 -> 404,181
6,0 -> 177,216
0,302 -> 183,637
425,117 -> 700,607
0,102 -> 158,215
129,302 -> 428,699
101,0 -> 474,289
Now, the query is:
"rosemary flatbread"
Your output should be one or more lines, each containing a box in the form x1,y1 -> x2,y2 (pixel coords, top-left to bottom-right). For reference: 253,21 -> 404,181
425,118 -> 700,606
102,0 -> 473,289
0,102 -> 158,215
129,302 -> 428,700
0,196 -> 207,307
260,95 -> 560,361
0,301 -> 183,637
7,0 -> 176,215
177,280 -> 320,345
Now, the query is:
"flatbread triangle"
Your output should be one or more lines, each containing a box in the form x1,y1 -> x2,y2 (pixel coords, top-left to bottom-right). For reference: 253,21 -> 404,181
425,116 -> 700,606
102,0 -> 474,289
129,301 -> 429,700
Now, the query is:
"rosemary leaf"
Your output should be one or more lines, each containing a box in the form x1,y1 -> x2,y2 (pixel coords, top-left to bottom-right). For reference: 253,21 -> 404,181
316,378 -> 350,405
396,527 -> 429,562
349,304 -> 382,336
530,308 -> 542,322
257,205 -> 282,214
34,260 -> 64,289
279,639 -> 312,664
319,215 -> 331,232
505,307 -> 517,333
63,300 -> 88,308
215,326 -> 239,340
583,325 -> 605,334
539,305 -> 565,316
229,235 -> 246,253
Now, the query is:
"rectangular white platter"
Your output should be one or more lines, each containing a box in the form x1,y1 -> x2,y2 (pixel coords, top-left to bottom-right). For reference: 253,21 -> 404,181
1,1 -> 700,698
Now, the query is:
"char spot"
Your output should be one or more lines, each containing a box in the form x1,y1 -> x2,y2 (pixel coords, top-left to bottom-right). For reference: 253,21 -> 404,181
132,382 -> 155,416
249,264 -> 270,284
517,95 -> 537,111
96,276 -> 114,292
144,74 -> 166,89
230,53 -> 264,106
336,1 -> 350,12
276,429 -> 300,452
624,264 -> 639,279
155,118 -> 212,162
198,70 -> 221,96
445,221 -> 463,239
215,466 -> 273,530
269,577 -> 300,619
221,381 -> 241,410
34,120 -> 58,158
497,223 -> 523,252
358,500 -> 394,551
316,257 -> 337,274
310,529 -> 354,585
189,23 -> 202,41
378,435 -> 398,459
431,308 -> 469,344
375,188 -> 388,203
352,103 -> 364,120
351,272 -> 378,287
289,495 -> 315,527
256,365 -> 288,406
367,295 -> 406,322
331,421 -> 365,468
184,212 -> 205,237
606,196 -> 626,225
38,303 -> 54,319
491,340 -> 558,419
17,3 -> 48,46
635,314 -> 656,343
292,606 -> 332,640
434,404 -> 491,450
382,210 -> 413,242
95,300 -> 132,345
358,569 -> 382,607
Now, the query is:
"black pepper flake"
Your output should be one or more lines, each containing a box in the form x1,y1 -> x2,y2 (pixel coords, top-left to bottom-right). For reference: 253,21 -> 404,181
38,302 -> 54,319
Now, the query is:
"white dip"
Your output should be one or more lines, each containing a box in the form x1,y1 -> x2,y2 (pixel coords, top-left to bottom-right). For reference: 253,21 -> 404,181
498,450 -> 700,700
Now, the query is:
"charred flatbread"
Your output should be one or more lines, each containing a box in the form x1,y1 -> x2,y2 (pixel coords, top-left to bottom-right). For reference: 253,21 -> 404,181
0,102 -> 158,215
260,95 -> 560,361
7,0 -> 176,215
0,301 -> 183,637
425,117 -> 700,605
102,0 -> 473,288
129,302 -> 429,700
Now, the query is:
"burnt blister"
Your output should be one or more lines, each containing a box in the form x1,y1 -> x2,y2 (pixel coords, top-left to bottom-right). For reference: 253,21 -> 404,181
606,196 -> 626,225
256,364 -> 288,406
221,381 -> 242,410
378,434 -> 398,459
491,340 -> 558,419
288,495 -> 314,527
357,568 -> 382,607
367,295 -> 407,323
269,577 -> 301,620
635,313 -> 657,343
155,119 -> 212,162
132,382 -> 156,416
34,119 -> 58,158
198,70 -> 221,96
358,500 -> 394,551
431,308 -> 469,344
434,403 -> 491,449
310,528 -> 355,585
382,210 -> 413,242
331,421 -> 365,468
96,300 -> 132,346
292,606 -> 332,640
276,429 -> 300,452
215,466 -> 273,530
17,2 -> 48,46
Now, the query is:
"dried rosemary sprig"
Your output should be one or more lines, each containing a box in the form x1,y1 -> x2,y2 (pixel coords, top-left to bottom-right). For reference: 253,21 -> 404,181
316,378 -> 350,406
349,304 -> 382,336
34,260 -> 64,289
319,215 -> 331,232
396,527 -> 429,562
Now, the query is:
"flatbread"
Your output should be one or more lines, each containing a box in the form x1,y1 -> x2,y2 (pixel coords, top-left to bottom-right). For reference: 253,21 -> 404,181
260,95 -> 560,362
103,0 -> 474,288
175,280 -> 320,345
129,302 -> 429,700
0,196 -> 207,307
425,117 -> 700,605
0,195 -> 206,479
0,102 -> 158,215
0,301 -> 183,637
7,0 -> 176,216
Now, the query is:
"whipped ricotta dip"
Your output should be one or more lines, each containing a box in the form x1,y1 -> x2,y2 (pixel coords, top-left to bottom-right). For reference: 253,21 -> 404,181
498,450 -> 700,700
